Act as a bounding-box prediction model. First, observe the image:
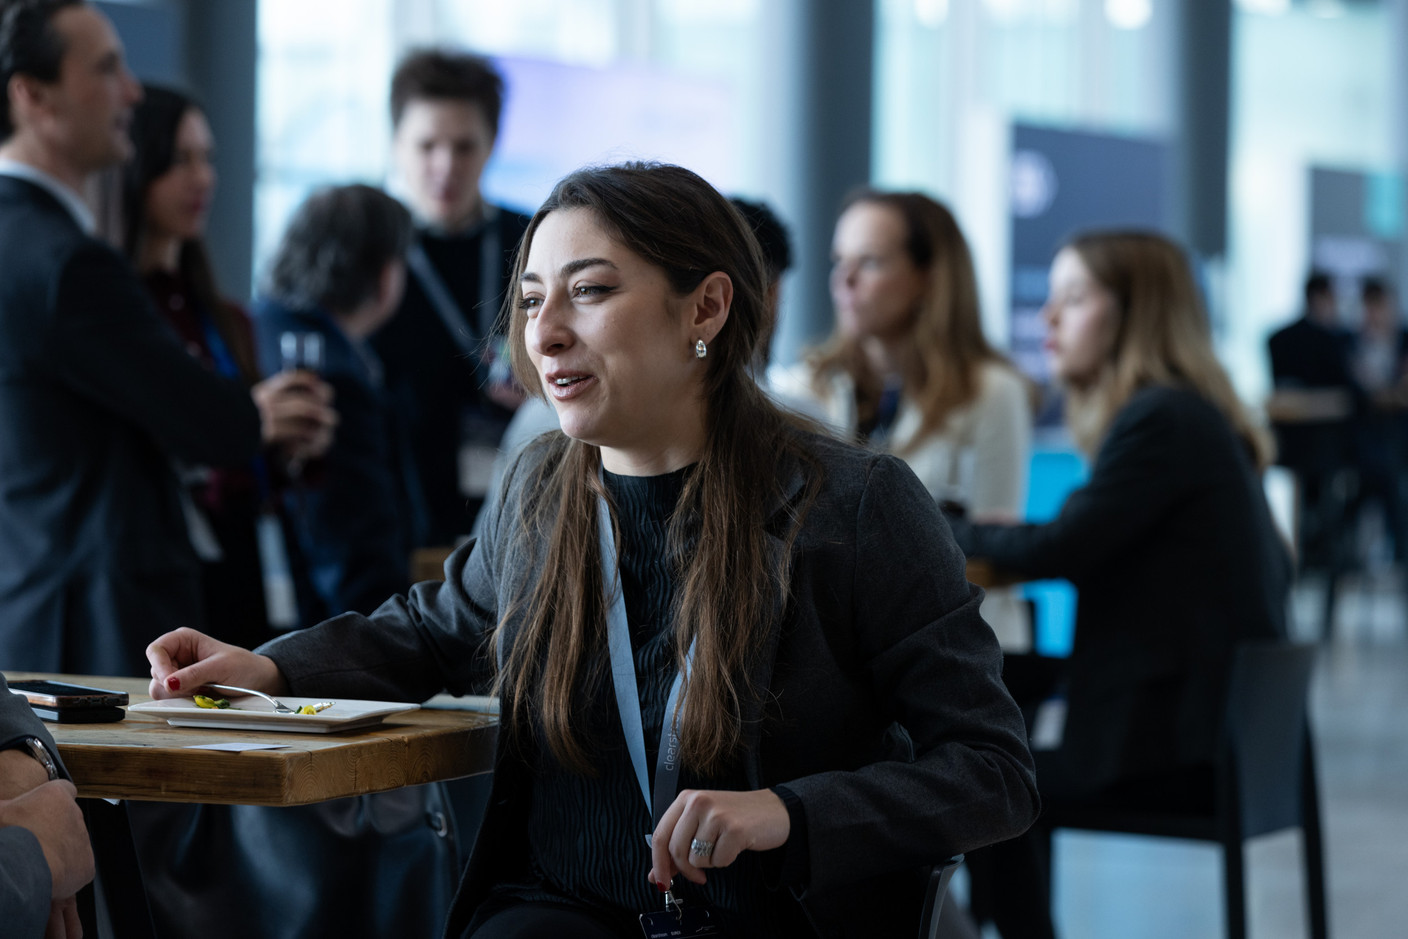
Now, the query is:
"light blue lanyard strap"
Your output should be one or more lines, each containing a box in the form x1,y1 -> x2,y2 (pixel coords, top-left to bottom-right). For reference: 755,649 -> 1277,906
598,488 -> 692,830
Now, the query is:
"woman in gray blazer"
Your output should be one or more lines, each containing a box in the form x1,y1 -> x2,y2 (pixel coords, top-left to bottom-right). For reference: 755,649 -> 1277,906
145,163 -> 1038,939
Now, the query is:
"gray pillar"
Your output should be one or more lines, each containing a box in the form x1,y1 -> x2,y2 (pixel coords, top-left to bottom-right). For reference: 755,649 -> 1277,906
184,0 -> 258,301
769,0 -> 874,366
1174,0 -> 1232,259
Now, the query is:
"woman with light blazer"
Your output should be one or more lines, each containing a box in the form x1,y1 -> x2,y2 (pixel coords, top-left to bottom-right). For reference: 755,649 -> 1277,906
144,163 -> 1038,939
773,189 -> 1033,649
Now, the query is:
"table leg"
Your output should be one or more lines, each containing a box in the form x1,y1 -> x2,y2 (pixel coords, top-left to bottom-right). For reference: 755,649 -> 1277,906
80,799 -> 157,939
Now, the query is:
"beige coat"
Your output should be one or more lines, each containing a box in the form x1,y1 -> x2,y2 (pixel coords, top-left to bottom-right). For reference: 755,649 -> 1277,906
770,359 -> 1034,649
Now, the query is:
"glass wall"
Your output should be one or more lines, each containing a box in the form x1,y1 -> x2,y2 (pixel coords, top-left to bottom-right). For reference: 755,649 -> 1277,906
1228,0 -> 1397,396
255,0 -> 771,273
873,0 -> 1176,346
256,0 -> 1402,398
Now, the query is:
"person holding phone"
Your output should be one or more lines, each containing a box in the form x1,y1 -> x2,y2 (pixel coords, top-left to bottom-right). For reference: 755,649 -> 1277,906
144,162 -> 1038,938
0,673 -> 94,939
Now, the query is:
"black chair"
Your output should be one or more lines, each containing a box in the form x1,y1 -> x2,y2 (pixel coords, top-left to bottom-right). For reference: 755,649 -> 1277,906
918,855 -> 963,939
1039,641 -> 1328,939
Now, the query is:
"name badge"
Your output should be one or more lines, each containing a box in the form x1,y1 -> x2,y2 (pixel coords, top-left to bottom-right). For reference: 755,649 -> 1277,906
639,905 -> 720,938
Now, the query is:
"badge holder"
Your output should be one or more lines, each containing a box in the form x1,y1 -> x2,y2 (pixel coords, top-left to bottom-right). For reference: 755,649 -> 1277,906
639,880 -> 720,938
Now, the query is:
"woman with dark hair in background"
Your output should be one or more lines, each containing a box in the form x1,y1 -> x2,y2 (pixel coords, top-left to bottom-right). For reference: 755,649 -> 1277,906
144,161 -> 1039,938
775,189 -> 1034,650
951,231 -> 1291,938
117,84 -> 337,646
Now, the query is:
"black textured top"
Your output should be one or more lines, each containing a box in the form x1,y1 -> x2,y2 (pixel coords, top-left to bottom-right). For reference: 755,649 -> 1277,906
494,465 -> 813,936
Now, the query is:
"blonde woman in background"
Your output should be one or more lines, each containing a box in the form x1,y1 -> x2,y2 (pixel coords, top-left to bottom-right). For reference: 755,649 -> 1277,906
773,189 -> 1034,649
950,231 -> 1290,939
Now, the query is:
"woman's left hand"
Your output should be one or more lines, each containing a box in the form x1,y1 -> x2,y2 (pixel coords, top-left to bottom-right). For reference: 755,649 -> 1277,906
649,788 -> 790,887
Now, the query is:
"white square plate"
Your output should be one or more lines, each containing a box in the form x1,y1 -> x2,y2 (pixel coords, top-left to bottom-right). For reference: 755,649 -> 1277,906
128,695 -> 419,733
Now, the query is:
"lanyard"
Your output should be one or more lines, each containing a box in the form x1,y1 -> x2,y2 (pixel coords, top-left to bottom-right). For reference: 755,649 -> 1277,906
405,212 -> 503,387
597,489 -> 693,831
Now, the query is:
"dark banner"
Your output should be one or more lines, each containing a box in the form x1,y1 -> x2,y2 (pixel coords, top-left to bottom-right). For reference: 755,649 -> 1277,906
1009,123 -> 1171,400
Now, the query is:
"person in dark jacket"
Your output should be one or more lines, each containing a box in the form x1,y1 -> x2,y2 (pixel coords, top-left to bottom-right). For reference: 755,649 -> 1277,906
951,231 -> 1292,939
144,162 -> 1039,939
373,49 -> 532,542
1266,271 -> 1358,572
252,184 -> 417,623
0,0 -> 262,677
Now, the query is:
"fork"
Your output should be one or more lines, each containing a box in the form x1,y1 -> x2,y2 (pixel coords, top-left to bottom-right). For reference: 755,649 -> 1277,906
208,683 -> 299,714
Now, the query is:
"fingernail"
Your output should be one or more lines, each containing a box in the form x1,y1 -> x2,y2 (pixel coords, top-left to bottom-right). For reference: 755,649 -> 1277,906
166,676 -> 181,691
654,879 -> 668,893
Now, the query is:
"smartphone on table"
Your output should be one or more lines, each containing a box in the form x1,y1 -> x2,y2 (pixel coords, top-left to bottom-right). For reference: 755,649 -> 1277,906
8,679 -> 128,723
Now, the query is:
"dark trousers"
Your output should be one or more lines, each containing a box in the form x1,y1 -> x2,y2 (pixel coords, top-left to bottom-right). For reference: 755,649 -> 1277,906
465,900 -> 630,939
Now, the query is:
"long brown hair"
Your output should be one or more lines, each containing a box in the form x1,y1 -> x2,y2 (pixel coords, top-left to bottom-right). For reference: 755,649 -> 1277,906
809,189 -> 1007,451
1060,230 -> 1274,469
121,86 -> 259,385
498,163 -> 819,774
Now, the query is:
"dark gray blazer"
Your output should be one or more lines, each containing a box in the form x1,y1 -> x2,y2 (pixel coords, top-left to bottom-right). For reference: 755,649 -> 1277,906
0,176 -> 260,677
262,430 -> 1038,938
0,674 -> 70,937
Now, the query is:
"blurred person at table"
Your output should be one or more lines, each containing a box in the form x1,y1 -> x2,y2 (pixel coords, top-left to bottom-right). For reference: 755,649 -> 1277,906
144,161 -> 1039,939
0,673 -> 92,939
772,189 -> 1033,650
251,184 -> 419,625
375,48 -> 532,544
1346,276 -> 1408,563
1266,271 -> 1359,573
113,83 -> 338,647
0,0 -> 264,678
949,231 -> 1291,939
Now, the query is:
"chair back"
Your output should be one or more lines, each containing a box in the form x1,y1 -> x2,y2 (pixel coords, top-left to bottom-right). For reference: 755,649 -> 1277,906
1223,641 -> 1317,838
918,855 -> 963,939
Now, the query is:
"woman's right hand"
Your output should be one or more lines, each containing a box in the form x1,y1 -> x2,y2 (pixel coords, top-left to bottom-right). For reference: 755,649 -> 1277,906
146,627 -> 288,700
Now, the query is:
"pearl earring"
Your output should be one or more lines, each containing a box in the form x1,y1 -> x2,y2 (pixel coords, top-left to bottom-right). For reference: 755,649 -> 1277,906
694,339 -> 707,359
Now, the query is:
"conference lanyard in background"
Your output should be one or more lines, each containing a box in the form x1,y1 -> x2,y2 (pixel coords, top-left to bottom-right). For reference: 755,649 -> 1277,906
597,490 -> 721,938
405,214 -> 507,498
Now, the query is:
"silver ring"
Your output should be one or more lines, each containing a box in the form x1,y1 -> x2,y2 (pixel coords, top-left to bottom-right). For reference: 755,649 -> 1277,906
689,838 -> 715,858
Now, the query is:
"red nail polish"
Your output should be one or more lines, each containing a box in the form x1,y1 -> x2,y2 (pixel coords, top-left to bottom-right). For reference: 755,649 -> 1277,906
654,879 -> 668,893
166,676 -> 181,691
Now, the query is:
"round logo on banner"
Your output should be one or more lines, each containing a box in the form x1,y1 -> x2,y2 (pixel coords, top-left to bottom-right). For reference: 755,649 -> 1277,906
1011,149 -> 1058,219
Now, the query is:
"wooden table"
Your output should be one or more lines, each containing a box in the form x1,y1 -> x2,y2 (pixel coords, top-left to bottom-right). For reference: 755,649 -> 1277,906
6,673 -> 498,806
5,671 -> 498,939
966,558 -> 1025,590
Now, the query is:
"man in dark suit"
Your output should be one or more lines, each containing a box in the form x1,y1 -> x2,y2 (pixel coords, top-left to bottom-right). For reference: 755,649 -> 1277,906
1266,270 -> 1359,573
1267,270 -> 1357,390
373,49 -> 532,544
0,673 -> 92,938
0,0 -> 263,676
